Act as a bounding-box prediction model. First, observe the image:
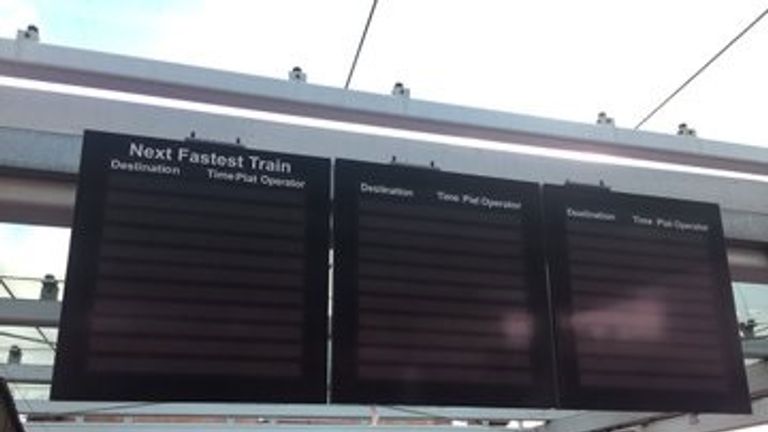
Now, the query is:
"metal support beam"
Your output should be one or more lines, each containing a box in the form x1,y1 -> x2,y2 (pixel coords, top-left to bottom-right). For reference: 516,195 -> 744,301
0,298 -> 60,327
0,363 -> 53,384
15,398 -> 570,421
24,425 -> 503,432
0,175 -> 74,226
744,339 -> 768,359
2,38 -> 768,178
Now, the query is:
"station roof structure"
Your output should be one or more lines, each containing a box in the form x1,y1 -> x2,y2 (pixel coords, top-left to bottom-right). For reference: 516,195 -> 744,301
0,1 -> 767,431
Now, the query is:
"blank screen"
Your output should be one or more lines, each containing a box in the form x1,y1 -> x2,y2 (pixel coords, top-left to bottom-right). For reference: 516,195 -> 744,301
52,130 -> 330,402
544,184 -> 750,413
332,160 -> 555,407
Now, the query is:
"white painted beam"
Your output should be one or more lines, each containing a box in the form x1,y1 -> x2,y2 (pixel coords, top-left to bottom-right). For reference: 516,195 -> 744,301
0,363 -> 52,384
17,398 -> 569,421
0,176 -> 74,226
2,38 -> 768,178
24,425 -> 502,432
0,299 -> 60,327
744,340 -> 768,359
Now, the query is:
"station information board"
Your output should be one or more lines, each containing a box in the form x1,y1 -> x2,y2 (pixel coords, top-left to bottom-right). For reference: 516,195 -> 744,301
52,130 -> 330,402
332,160 -> 555,406
544,184 -> 750,413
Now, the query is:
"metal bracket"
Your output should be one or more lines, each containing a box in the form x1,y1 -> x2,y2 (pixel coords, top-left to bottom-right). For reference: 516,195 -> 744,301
564,179 -> 611,191
184,131 -> 245,148
389,156 -> 439,170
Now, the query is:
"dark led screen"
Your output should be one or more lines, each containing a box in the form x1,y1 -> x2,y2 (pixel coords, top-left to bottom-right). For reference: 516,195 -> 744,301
332,159 -> 555,406
544,185 -> 749,413
52,130 -> 330,402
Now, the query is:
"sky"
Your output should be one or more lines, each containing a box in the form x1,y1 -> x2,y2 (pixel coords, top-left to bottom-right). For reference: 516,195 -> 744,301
0,222 -> 68,281
0,0 -> 767,147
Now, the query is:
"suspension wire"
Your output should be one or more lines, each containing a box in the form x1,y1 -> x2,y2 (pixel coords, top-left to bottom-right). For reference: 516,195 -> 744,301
0,331 -> 51,346
344,0 -> 380,89
634,6 -> 768,130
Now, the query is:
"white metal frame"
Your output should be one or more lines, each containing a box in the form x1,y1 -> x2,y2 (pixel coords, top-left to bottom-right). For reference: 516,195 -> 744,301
2,37 -> 768,177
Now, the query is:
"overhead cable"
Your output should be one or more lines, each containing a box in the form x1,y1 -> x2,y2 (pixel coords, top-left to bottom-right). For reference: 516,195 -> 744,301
345,0 -> 379,89
635,6 -> 768,130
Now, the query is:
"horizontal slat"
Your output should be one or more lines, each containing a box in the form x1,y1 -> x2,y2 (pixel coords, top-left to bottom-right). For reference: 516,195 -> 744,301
90,317 -> 301,341
104,208 -> 303,238
358,328 -> 526,351
359,313 -> 508,336
360,200 -> 521,226
359,262 -> 520,287
102,225 -> 305,255
566,220 -> 707,243
109,174 -> 304,206
95,280 -> 303,306
87,356 -> 301,377
358,346 -> 530,368
358,230 -> 520,256
359,246 -> 521,272
359,294 -> 518,318
358,279 -> 526,303
97,261 -> 302,286
568,234 -> 709,259
106,190 -> 305,222
359,214 -> 519,241
89,336 -> 301,360
91,299 -> 302,323
358,364 -> 533,385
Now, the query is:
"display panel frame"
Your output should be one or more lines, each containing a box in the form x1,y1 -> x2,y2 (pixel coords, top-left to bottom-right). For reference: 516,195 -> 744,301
52,130 -> 331,402
332,159 -> 556,407
544,184 -> 750,413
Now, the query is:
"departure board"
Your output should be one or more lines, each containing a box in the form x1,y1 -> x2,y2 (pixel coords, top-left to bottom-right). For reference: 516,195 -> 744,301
544,185 -> 750,413
52,130 -> 330,402
332,159 -> 555,406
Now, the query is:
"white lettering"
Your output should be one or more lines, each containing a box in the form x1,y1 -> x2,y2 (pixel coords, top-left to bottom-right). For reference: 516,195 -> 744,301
567,208 -> 616,221
360,182 -> 414,197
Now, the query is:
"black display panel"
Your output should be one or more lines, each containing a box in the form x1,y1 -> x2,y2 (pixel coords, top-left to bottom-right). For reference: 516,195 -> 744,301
52,130 -> 330,402
332,159 -> 555,406
544,184 -> 750,413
